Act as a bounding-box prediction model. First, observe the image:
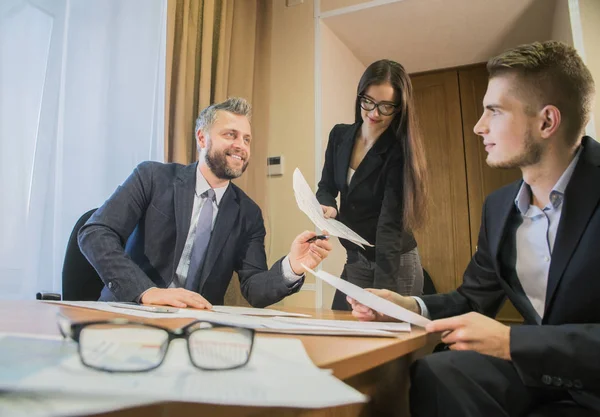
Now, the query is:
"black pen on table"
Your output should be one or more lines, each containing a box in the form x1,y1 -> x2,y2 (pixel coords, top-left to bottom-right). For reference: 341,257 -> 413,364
306,234 -> 329,243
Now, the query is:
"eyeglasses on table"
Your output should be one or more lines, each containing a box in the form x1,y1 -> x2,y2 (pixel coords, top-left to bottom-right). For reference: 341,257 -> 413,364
57,313 -> 255,373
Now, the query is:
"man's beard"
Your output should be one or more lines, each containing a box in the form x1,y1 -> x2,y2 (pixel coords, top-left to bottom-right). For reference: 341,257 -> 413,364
204,141 -> 249,180
487,130 -> 543,169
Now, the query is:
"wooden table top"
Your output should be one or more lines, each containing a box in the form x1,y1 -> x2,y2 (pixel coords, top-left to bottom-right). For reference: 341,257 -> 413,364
0,300 -> 433,380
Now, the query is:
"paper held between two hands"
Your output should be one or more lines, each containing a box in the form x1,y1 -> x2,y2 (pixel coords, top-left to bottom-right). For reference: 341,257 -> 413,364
303,265 -> 431,328
293,168 -> 373,249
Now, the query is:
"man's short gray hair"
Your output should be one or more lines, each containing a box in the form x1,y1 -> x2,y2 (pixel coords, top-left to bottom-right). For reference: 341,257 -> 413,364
195,97 -> 252,134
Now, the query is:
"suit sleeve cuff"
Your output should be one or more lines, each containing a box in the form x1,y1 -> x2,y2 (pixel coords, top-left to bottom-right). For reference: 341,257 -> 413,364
136,287 -> 157,303
282,255 -> 304,284
413,296 -> 431,319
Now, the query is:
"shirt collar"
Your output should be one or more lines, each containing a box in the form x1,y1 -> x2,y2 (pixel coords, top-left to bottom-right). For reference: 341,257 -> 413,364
195,167 -> 229,206
514,146 -> 582,214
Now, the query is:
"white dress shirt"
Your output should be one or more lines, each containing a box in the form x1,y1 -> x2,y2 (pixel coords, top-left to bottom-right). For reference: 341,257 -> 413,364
347,167 -> 355,185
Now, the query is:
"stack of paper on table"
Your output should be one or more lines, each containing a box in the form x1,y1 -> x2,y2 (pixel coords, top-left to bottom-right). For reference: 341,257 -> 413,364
46,301 -> 404,337
0,332 -> 366,415
273,317 -> 411,332
0,390 -> 158,417
210,305 -> 310,317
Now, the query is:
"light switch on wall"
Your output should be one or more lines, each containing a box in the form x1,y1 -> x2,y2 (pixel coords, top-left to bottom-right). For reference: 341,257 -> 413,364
267,156 -> 284,176
286,0 -> 304,6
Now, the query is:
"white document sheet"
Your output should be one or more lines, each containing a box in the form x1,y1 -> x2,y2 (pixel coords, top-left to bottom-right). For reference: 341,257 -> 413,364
0,333 -> 157,417
44,301 -> 398,337
293,168 -> 373,248
48,301 -> 310,319
0,391 -> 158,417
304,265 -> 431,328
211,305 -> 311,317
45,300 -> 190,319
0,333 -> 366,409
274,317 -> 411,332
178,310 -> 398,336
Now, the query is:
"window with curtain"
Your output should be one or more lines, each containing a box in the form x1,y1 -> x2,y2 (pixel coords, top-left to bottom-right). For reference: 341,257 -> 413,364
0,0 -> 167,299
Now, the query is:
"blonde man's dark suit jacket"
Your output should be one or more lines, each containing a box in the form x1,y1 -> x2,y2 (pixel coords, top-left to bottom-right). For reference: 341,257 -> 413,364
416,136 -> 600,414
79,161 -> 302,307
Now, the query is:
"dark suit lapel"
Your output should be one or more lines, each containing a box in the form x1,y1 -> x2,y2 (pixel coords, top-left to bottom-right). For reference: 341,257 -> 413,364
495,202 -> 541,323
335,124 -> 359,193
198,185 -> 239,293
488,181 -> 542,322
545,137 -> 600,314
347,126 -> 394,196
172,162 -> 198,280
489,181 -> 522,278
348,153 -> 383,196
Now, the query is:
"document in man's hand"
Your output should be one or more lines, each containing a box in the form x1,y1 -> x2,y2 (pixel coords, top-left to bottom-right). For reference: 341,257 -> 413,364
303,265 -> 431,328
293,168 -> 373,248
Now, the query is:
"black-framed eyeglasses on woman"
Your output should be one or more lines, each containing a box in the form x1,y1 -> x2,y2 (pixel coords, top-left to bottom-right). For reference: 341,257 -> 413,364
57,313 -> 255,373
358,95 -> 399,116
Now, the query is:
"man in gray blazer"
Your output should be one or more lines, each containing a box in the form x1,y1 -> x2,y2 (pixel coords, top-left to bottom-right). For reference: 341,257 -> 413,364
79,97 -> 331,308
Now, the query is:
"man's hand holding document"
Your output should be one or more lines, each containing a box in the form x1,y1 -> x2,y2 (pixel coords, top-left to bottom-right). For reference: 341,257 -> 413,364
303,265 -> 431,328
293,168 -> 373,249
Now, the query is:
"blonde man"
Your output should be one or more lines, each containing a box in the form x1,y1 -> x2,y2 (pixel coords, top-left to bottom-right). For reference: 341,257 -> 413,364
349,41 -> 599,416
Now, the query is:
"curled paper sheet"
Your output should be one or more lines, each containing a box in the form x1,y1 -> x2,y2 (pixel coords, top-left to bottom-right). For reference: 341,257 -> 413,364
304,264 -> 431,328
293,168 -> 373,249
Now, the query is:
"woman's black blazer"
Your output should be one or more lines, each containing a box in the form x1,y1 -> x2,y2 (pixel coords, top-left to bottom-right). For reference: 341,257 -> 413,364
316,123 -> 417,287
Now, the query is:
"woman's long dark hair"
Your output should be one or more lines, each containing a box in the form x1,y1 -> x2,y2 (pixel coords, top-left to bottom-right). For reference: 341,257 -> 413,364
355,59 -> 428,231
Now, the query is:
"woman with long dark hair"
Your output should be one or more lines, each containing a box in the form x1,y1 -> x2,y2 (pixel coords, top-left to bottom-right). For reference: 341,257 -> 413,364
317,59 -> 428,310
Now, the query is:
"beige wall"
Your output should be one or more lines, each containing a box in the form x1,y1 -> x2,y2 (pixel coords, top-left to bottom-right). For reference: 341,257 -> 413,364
319,22 -> 366,308
579,0 -> 599,137
265,0 -> 316,307
551,0 -> 573,45
320,0 -> 370,14
260,1 -> 367,308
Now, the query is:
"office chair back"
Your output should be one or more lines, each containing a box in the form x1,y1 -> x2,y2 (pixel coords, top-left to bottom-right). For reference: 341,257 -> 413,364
62,208 -> 104,301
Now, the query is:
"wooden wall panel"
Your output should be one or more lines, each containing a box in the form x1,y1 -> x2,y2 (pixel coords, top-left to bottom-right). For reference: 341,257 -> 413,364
458,66 -> 522,251
411,71 -> 472,294
458,65 -> 523,323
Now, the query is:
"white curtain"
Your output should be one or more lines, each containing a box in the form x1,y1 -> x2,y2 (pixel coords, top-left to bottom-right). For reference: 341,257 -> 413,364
0,0 -> 166,299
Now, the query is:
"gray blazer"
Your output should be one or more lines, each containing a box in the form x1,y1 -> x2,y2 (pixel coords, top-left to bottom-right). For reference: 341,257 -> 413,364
78,161 -> 303,307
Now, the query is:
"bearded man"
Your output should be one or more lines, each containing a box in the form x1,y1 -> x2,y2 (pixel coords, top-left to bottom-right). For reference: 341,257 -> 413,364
80,97 -> 331,308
